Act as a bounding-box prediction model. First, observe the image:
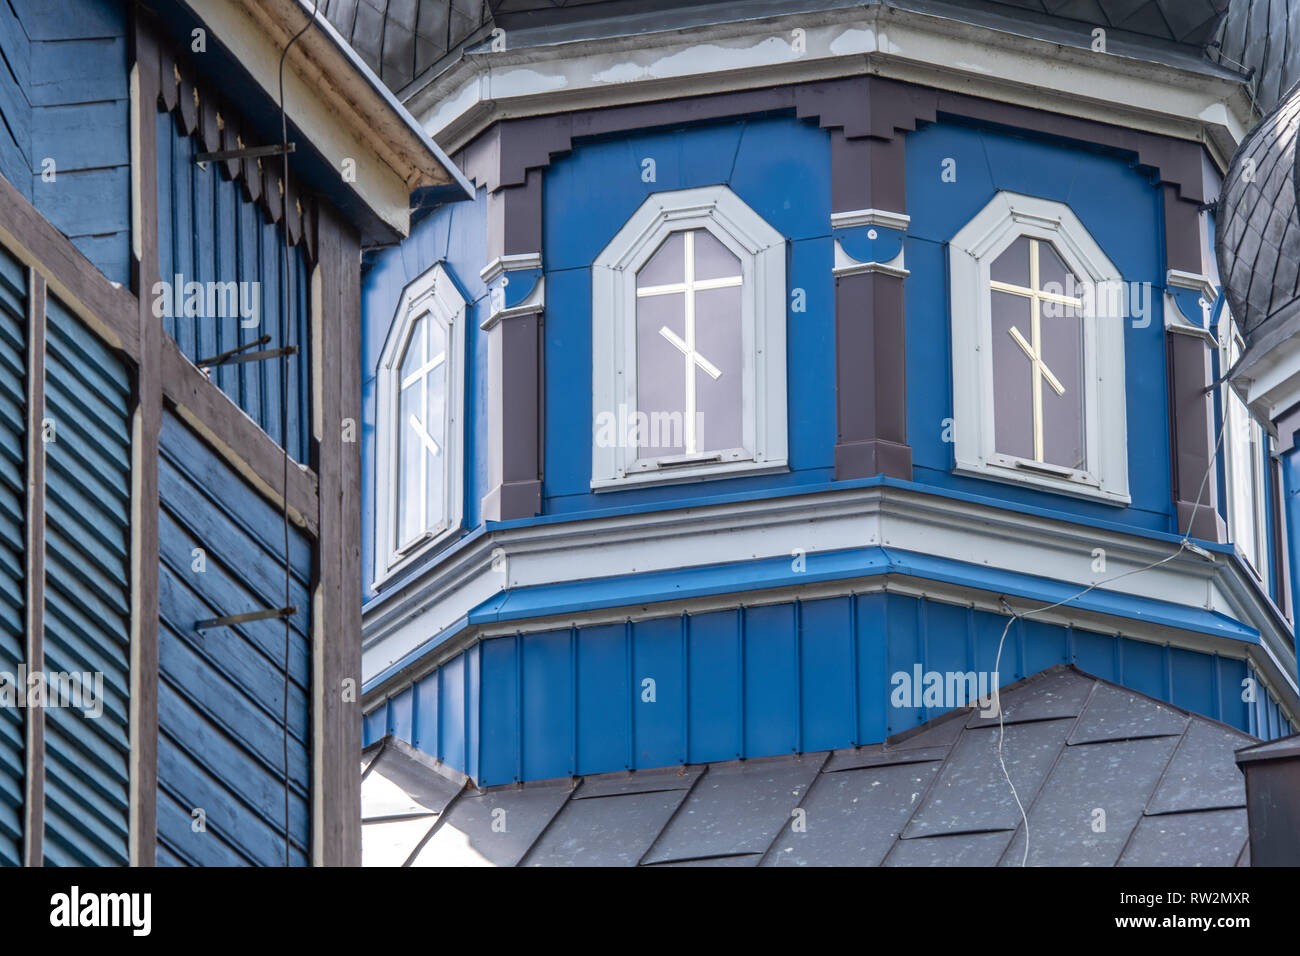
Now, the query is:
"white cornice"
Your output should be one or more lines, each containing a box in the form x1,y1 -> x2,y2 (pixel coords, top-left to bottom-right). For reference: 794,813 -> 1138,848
361,482 -> 1299,721
407,4 -> 1253,167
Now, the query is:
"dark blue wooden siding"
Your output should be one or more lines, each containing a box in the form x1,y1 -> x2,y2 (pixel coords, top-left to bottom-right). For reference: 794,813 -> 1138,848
156,111 -> 312,463
0,246 -> 25,866
365,593 -> 1293,785
156,413 -> 312,866
42,294 -> 132,866
0,0 -> 130,285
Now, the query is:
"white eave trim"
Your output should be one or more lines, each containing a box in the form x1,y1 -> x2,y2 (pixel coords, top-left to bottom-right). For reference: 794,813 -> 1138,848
408,3 -> 1254,167
185,0 -> 471,237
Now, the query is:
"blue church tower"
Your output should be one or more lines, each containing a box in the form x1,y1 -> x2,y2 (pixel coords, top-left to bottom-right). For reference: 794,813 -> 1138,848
350,0 -> 1300,866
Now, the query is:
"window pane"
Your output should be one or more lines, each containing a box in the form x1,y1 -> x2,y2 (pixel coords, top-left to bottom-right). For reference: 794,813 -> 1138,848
693,285 -> 743,451
693,230 -> 742,282
991,289 -> 1034,461
638,232 -> 685,288
1037,241 -> 1073,298
425,319 -> 448,530
991,236 -> 1030,285
397,375 -> 423,546
636,289 -> 687,458
1039,303 -> 1086,470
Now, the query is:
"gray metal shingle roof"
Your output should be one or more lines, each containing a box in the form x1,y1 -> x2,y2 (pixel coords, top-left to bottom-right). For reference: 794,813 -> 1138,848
361,666 -> 1260,866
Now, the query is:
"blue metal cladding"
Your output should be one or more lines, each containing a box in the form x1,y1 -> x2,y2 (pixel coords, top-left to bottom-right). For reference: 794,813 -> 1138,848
155,110 -> 311,463
0,0 -> 131,284
359,189 -> 488,597
364,593 -> 1292,785
539,116 -> 835,517
0,247 -> 25,866
156,413 -> 312,866
42,295 -> 131,866
905,118 -> 1173,534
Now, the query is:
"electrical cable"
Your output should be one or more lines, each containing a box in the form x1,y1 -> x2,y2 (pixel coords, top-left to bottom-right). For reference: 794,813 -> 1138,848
991,399 -> 1231,866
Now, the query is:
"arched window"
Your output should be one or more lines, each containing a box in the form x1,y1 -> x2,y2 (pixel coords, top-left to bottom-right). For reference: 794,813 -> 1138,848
948,191 -> 1129,503
375,263 -> 466,582
591,186 -> 787,488
1219,306 -> 1268,575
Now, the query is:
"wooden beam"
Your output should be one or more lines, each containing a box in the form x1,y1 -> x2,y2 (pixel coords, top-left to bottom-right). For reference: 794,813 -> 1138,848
161,335 -> 320,537
312,201 -> 361,866
0,173 -> 139,363
22,269 -> 46,867
128,16 -> 162,868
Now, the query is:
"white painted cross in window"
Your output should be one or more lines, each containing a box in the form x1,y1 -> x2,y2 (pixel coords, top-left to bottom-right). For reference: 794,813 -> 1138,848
399,318 -> 445,536
990,238 -> 1081,463
636,229 -> 741,454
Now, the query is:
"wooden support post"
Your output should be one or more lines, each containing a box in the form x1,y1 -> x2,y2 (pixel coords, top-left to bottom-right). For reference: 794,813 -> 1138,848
22,269 -> 46,867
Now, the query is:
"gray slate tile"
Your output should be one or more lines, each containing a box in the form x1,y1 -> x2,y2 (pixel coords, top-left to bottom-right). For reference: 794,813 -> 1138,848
1146,720 -> 1254,814
1118,809 -> 1249,867
1067,682 -> 1188,744
763,761 -> 942,866
903,720 -> 1073,837
640,754 -> 826,865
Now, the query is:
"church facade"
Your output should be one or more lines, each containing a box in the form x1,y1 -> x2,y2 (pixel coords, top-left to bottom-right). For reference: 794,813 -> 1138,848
355,0 -> 1299,809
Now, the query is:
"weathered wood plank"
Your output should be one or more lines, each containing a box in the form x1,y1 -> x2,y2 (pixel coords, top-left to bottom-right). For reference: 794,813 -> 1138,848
160,335 -> 319,538
129,16 -> 162,868
22,268 -> 45,867
0,166 -> 139,362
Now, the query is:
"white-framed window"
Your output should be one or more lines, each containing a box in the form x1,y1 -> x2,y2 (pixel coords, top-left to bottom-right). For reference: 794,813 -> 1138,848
948,191 -> 1129,504
591,185 -> 788,489
1219,307 -> 1269,576
374,263 -> 466,584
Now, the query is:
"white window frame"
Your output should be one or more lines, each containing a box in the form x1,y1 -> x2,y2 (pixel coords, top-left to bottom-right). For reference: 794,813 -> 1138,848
948,191 -> 1130,504
1219,307 -> 1269,578
591,185 -> 788,490
374,262 -> 466,586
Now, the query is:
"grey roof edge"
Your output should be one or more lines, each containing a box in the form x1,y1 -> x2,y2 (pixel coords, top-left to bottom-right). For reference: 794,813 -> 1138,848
1234,731 -> 1300,763
298,0 -> 476,204
369,733 -> 474,790
395,0 -> 1246,117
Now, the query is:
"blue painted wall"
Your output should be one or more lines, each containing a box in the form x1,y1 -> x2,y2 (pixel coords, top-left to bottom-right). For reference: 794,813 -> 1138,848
0,0 -> 130,285
541,116 -> 836,516
156,413 -> 312,866
0,246 -> 25,866
359,186 -> 488,596
905,118 -> 1173,535
364,592 -> 1291,785
156,110 -> 312,463
42,294 -> 132,866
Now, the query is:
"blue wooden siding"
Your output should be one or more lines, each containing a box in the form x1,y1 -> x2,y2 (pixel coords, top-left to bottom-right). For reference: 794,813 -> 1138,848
156,413 -> 312,866
0,246 -> 25,866
906,118 -> 1173,534
156,110 -> 312,463
42,294 -> 131,866
0,0 -> 130,285
365,592 -> 1291,785
360,188 -> 487,595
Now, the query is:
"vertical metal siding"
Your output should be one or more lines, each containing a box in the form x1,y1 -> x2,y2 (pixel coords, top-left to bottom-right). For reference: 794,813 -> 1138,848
0,247 -> 25,866
155,110 -> 311,462
366,592 -> 1296,785
41,294 -> 131,866
156,413 -> 311,866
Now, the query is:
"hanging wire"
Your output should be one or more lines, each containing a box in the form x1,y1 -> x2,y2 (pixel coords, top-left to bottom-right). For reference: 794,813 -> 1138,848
991,405 -> 1232,866
276,0 -> 321,869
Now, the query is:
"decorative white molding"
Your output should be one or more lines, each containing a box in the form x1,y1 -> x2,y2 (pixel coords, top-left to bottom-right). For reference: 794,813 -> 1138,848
948,191 -> 1130,505
832,239 -> 908,278
373,263 -> 467,588
831,208 -> 911,231
407,5 -> 1252,169
591,186 -> 788,489
479,253 -> 544,285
